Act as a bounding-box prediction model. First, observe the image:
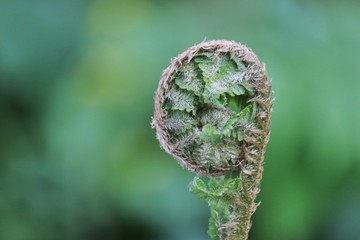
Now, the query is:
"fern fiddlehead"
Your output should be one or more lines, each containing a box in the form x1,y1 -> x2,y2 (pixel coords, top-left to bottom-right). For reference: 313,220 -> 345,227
152,40 -> 272,240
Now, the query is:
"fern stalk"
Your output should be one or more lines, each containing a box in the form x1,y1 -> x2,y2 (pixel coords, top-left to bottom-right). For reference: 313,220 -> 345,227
152,40 -> 272,240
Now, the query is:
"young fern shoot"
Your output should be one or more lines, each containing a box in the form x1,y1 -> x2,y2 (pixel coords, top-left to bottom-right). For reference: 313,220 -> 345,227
152,40 -> 272,240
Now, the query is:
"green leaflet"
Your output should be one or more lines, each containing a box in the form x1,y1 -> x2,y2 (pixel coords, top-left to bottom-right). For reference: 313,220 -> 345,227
202,124 -> 219,142
190,176 -> 240,207
192,141 -> 241,170
162,51 -> 256,173
196,54 -> 246,106
190,175 -> 243,240
199,106 -> 233,130
165,110 -> 196,133
231,55 -> 246,72
175,63 -> 204,97
164,85 -> 197,114
189,177 -> 209,201
208,214 -> 220,240
174,128 -> 201,153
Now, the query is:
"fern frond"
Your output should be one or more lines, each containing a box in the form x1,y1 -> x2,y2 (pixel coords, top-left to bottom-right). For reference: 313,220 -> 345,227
164,85 -> 197,114
165,110 -> 196,132
175,63 -> 204,97
199,105 -> 233,130
153,40 -> 272,240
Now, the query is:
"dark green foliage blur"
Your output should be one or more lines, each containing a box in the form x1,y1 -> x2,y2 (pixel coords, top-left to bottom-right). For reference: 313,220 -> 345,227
0,0 -> 359,239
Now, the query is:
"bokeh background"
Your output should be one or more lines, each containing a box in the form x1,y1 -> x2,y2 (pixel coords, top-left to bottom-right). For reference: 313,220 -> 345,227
1,0 -> 359,239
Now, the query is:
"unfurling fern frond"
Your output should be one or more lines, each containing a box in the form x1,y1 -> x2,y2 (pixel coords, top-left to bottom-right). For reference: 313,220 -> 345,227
152,40 -> 273,240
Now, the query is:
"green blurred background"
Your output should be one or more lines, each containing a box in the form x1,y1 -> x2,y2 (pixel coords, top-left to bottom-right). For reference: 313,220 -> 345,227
0,0 -> 359,239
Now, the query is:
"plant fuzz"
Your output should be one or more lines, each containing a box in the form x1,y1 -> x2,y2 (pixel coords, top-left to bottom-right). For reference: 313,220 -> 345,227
152,40 -> 272,240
